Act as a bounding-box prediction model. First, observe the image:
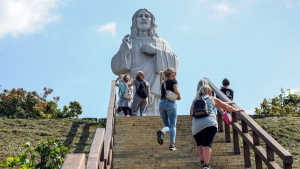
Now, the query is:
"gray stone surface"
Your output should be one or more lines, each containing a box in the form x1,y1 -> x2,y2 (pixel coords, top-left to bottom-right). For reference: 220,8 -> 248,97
111,8 -> 179,116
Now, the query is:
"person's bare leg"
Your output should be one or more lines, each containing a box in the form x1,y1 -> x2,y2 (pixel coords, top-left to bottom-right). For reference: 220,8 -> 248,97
197,145 -> 204,161
203,146 -> 212,164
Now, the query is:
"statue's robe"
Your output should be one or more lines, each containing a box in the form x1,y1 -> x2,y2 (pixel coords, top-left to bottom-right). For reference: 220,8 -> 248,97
111,36 -> 179,116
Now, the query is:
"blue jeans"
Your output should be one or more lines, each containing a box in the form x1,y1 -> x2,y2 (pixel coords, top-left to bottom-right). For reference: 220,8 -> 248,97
159,99 -> 177,143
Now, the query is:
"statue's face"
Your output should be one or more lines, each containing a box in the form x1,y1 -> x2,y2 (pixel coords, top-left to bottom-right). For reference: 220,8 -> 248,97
136,10 -> 152,31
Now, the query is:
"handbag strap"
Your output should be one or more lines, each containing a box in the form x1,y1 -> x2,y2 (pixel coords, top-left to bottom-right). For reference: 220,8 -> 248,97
163,81 -> 167,91
120,82 -> 128,96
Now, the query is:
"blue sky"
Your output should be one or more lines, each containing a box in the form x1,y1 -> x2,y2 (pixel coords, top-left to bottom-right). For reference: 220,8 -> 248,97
1,0 -> 300,118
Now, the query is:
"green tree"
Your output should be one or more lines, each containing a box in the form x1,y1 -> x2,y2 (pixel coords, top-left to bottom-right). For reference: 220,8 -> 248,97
255,89 -> 300,116
0,86 -> 82,119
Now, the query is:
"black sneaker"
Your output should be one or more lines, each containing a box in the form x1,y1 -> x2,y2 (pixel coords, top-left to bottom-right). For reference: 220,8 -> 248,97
202,163 -> 211,169
169,144 -> 177,150
199,160 -> 204,166
157,131 -> 164,145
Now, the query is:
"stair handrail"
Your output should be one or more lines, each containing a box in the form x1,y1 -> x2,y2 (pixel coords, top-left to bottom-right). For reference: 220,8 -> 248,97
204,77 -> 293,169
64,80 -> 116,169
102,80 -> 116,168
85,80 -> 116,169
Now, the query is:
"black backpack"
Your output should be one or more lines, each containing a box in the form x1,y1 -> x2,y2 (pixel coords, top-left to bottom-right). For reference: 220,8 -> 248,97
136,81 -> 148,99
192,97 -> 214,118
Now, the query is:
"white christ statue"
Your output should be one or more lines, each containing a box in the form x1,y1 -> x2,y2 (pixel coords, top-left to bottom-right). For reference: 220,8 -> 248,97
111,8 -> 179,116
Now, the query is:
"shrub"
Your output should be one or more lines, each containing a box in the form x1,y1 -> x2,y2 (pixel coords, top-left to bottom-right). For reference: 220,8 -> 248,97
0,86 -> 82,119
1,138 -> 69,169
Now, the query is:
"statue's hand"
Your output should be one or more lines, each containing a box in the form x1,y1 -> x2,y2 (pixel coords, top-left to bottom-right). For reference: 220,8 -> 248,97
141,44 -> 157,55
122,34 -> 132,50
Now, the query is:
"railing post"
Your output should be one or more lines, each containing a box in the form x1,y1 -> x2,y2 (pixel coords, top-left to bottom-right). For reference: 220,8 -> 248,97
253,131 -> 263,169
61,154 -> 85,169
266,145 -> 274,162
217,113 -> 224,132
86,128 -> 106,169
284,163 -> 292,169
242,120 -> 251,167
232,112 -> 240,154
224,112 -> 231,142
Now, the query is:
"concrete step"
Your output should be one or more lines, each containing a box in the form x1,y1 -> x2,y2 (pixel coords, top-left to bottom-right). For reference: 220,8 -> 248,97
114,165 -> 253,169
113,156 -> 246,168
114,150 -> 237,157
114,133 -> 231,144
113,115 -> 248,169
113,140 -> 235,148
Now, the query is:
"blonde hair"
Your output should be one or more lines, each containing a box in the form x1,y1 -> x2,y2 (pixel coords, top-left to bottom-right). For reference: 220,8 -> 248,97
159,67 -> 175,85
163,67 -> 175,79
195,85 -> 211,99
197,79 -> 209,91
123,74 -> 130,82
159,71 -> 167,86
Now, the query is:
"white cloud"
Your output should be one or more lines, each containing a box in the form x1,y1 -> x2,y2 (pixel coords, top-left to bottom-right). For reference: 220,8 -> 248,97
97,22 -> 116,37
206,2 -> 237,19
0,0 -> 60,38
245,108 -> 256,115
284,88 -> 300,95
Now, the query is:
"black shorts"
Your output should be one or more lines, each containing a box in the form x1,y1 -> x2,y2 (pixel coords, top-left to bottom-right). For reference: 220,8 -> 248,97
193,126 -> 217,148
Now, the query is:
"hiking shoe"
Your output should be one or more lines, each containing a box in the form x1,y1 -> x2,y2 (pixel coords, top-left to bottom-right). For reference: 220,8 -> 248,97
199,160 -> 204,166
169,144 -> 177,150
202,163 -> 212,169
157,131 -> 164,145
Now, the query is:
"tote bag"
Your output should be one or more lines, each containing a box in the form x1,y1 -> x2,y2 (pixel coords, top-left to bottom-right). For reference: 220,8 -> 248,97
223,111 -> 232,125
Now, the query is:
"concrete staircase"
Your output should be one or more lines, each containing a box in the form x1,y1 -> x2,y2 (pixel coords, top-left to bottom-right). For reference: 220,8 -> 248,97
113,115 -> 252,169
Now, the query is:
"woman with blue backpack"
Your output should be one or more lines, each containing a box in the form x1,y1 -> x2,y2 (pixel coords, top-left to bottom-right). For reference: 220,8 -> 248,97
115,74 -> 133,117
190,83 -> 243,169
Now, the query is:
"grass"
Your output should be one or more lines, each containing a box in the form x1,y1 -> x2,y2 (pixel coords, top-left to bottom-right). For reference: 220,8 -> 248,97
253,117 -> 300,168
0,117 -> 299,168
0,118 -> 106,168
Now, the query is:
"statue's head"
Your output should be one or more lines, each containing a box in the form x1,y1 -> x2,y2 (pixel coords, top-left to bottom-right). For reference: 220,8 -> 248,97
131,8 -> 158,38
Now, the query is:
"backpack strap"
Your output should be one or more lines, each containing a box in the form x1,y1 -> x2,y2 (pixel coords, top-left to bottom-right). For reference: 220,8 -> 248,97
120,82 -> 127,96
204,96 -> 216,113
135,80 -> 144,92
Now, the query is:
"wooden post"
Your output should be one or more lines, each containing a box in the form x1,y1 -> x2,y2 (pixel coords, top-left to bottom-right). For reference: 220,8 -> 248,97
61,154 -> 85,169
232,112 -> 240,154
242,120 -> 251,167
253,131 -> 262,169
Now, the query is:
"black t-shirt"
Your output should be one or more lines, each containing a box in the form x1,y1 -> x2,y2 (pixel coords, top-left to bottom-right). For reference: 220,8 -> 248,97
161,79 -> 178,99
219,87 -> 234,100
